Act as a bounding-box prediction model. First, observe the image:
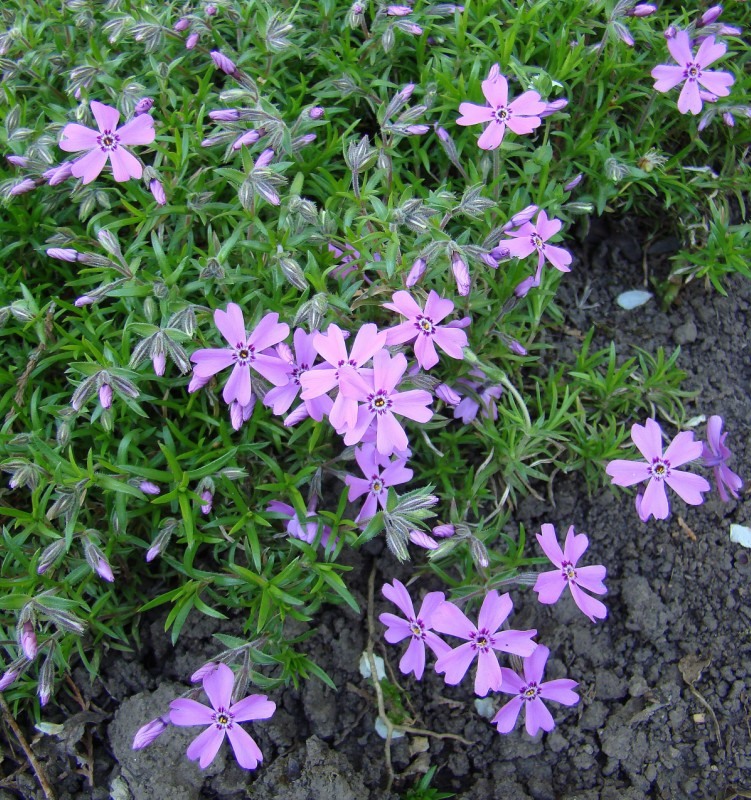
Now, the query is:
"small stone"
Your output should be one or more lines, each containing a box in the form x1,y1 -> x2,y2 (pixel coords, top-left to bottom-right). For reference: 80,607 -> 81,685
673,320 -> 697,345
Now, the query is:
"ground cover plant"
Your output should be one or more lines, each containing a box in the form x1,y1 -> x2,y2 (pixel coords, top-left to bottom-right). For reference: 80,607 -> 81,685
0,0 -> 749,796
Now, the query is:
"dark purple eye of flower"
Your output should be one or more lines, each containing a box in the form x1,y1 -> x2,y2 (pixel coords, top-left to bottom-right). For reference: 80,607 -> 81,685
687,65 -> 699,79
213,708 -> 233,728
98,131 -> 118,150
532,233 -> 544,248
416,315 -> 434,335
471,628 -> 493,651
523,683 -> 540,700
238,348 -> 249,360
371,478 -> 383,493
650,458 -> 670,480
494,107 -> 509,123
562,562 -> 576,581
409,619 -> 425,638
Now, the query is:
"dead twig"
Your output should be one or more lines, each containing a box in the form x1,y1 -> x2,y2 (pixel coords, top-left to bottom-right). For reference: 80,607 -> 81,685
0,694 -> 56,800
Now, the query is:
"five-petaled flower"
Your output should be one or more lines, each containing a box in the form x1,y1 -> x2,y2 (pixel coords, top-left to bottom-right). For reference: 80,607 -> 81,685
432,591 -> 536,696
533,524 -> 607,623
702,415 -> 743,501
457,67 -> 546,150
606,418 -> 711,521
379,579 -> 450,680
170,662 -> 275,769
59,101 -> 155,184
190,303 -> 291,407
491,645 -> 579,736
344,443 -> 413,523
383,290 -> 468,370
651,30 -> 734,115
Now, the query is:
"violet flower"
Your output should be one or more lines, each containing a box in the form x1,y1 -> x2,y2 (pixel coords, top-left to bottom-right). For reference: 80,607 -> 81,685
457,66 -> 546,150
339,350 -> 433,456
494,210 -> 572,287
344,443 -> 413,523
533,524 -> 607,623
299,323 -> 386,431
606,418 -> 711,520
170,663 -> 275,770
492,645 -> 579,735
383,290 -> 468,370
59,101 -> 155,184
379,580 -> 450,680
651,30 -> 734,115
132,715 -> 170,749
432,591 -> 537,696
266,498 -> 333,547
190,303 -> 291,407
702,415 -> 743,501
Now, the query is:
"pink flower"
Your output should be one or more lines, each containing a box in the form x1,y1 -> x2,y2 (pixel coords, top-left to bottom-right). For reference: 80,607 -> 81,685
59,101 -> 155,184
702,415 -> 743,501
383,290 -> 468,370
344,444 -> 413,523
190,303 -> 291,407
606,418 -> 711,520
338,350 -> 433,456
533,524 -> 607,623
379,580 -> 451,680
457,67 -> 546,150
170,663 -> 275,770
438,370 -> 503,424
491,645 -> 579,735
432,591 -> 536,696
651,31 -> 734,115
495,210 -> 572,283
132,715 -> 170,749
298,323 -> 386,431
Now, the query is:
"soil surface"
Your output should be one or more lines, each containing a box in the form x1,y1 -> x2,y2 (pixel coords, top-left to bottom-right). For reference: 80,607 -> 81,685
2,216 -> 750,800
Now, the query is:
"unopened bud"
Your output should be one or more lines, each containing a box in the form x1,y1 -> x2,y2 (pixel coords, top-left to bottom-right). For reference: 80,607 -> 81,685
132,716 -> 170,749
564,173 -> 583,191
0,668 -> 19,691
628,4 -> 657,17
135,97 -> 154,115
174,17 -> 190,31
46,248 -> 79,262
435,384 -> 461,405
99,383 -> 113,409
200,490 -> 213,515
139,481 -> 161,496
504,204 -> 538,231
210,50 -> 237,75
700,5 -> 723,26
409,530 -> 439,549
20,622 -> 37,660
432,523 -> 456,538
149,179 -> 166,205
451,251 -> 470,296
309,106 -> 325,119
185,32 -> 200,49
405,257 -> 427,287
37,539 -> 67,575
38,653 -> 55,706
232,129 -> 261,150
469,537 -> 490,568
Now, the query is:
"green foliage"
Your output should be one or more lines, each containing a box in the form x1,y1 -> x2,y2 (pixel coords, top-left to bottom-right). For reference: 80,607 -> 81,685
0,0 -> 747,719
401,767 -> 455,800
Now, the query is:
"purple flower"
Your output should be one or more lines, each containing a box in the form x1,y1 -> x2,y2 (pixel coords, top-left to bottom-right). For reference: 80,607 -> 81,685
135,97 -> 154,115
0,669 -> 19,691
139,481 -> 160,496
405,257 -> 427,287
379,580 -> 451,680
702,415 -> 743,501
59,101 -> 155,184
299,323 -> 387,431
170,663 -> 275,770
132,715 -> 170,749
439,370 -> 503,424
266,498 -> 333,547
200,490 -> 213,515
20,622 -> 37,660
99,383 -> 113,409
606,418 -> 711,520
383,290 -> 468,370
491,645 -> 579,735
339,350 -> 433,456
533,524 -> 607,623
450,251 -> 471,296
190,303 -> 291,407
263,329 -> 330,420
651,31 -> 734,115
457,67 -> 546,150
432,592 -> 536,696
344,444 -> 413,523
149,178 -> 166,205
495,210 -> 572,284
186,32 -> 200,49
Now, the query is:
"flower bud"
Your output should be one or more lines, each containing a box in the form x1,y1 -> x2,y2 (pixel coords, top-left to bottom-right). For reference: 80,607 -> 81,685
628,4 -> 657,17
191,662 -> 222,683
206,4 -> 217,16
185,32 -> 199,49
149,179 -> 166,205
564,173 -> 583,191
0,669 -> 19,691
469,537 -> 490,568
409,530 -> 439,549
432,523 -> 456,538
210,50 -> 237,75
450,251 -> 470,296
232,129 -> 261,150
435,384 -> 461,405
200,490 -> 213,515
139,481 -> 161,496
20,622 -> 37,660
173,17 -> 190,31
255,148 -> 275,168
6,155 -> 29,167
132,716 -> 170,749
9,178 -> 36,196
135,97 -> 154,115
700,5 -> 723,26
504,204 -> 538,231
308,106 -> 325,119
405,257 -> 427,287
99,383 -> 113,409
37,539 -> 67,575
515,275 -> 540,298
38,653 -> 55,706
152,351 -> 166,376
664,25 -> 677,39
47,248 -> 79,262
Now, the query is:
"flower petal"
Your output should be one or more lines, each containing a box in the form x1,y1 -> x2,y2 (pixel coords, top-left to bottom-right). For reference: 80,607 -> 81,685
376,411 -> 408,455
474,649 -> 502,696
698,70 -> 734,97
665,469 -> 711,505
230,695 -> 275,723
400,636 -> 426,679
522,644 -> 549,684
415,334 -> 439,370
562,526 -> 589,565
204,662 -> 234,711
540,678 -> 579,706
249,313 -> 288,352
109,146 -> 142,182
91,101 -> 120,133
390,390 -> 433,422
641,476 -> 669,520
478,590 -> 512,634
525,696 -> 555,735
651,65 -> 686,93
542,244 -> 572,272
186,724 -> 225,768
456,102 -> 494,126
569,583 -> 608,622
677,80 -> 702,115
223,363 -> 252,406
573,564 -> 607,594
381,614 -> 413,643
434,641 -> 476,685
477,120 -> 505,150
695,36 -> 726,70
382,578 -> 415,619
491,695 -> 524,733
631,418 -> 663,461
169,698 -> 215,726
536,523 -> 564,567
116,113 -> 156,146
492,629 -> 537,657
482,73 -> 508,107
606,458 -> 651,486
59,123 -> 99,152
431,600 -> 474,639
226,724 -> 263,769
191,348 -> 235,377
533,570 -> 567,605
663,431 -> 702,468
667,30 -> 694,67
70,148 -> 108,184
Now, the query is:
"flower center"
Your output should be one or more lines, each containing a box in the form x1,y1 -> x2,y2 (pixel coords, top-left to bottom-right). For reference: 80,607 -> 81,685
493,106 -> 510,123
335,358 -> 358,379
649,457 -> 670,480
234,343 -> 255,365
561,560 -> 577,582
213,707 -> 234,729
368,390 -> 392,415
415,315 -> 435,336
532,233 -> 544,249
97,130 -> 119,151
370,476 -> 384,494
409,619 -> 425,639
292,363 -> 309,385
686,64 -> 700,80
470,628 -> 493,652
522,682 -> 540,701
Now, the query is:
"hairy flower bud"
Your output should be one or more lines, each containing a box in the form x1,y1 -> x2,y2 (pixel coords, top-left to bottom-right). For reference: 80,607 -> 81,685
405,257 -> 427,287
200,490 -> 213,515
20,622 -> 37,660
37,539 -> 67,575
0,668 -> 19,691
186,32 -> 200,49
135,97 -> 154,115
700,5 -> 723,26
38,653 -> 55,706
450,251 -> 470,296
210,50 -> 236,75
149,179 -> 166,205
